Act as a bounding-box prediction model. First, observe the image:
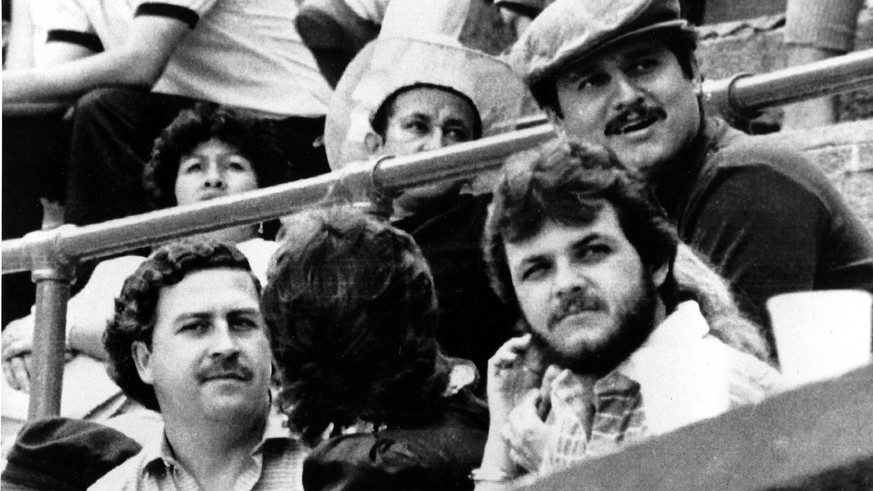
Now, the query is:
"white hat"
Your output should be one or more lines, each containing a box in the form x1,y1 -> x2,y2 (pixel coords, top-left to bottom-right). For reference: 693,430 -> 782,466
324,36 -> 527,169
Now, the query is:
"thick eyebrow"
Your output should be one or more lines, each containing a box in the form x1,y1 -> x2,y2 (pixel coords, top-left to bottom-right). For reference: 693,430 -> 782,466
396,110 -> 432,122
173,307 -> 261,324
620,44 -> 665,63
442,116 -> 473,130
569,233 -> 615,254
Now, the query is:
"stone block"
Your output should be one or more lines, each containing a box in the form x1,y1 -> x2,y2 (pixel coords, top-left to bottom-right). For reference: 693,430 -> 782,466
805,147 -> 855,179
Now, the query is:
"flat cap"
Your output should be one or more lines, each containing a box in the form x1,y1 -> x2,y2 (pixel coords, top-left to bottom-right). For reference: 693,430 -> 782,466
510,0 -> 688,85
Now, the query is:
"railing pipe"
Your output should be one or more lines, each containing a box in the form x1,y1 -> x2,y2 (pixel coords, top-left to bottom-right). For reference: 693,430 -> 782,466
718,48 -> 873,116
1,124 -> 556,275
492,48 -> 873,129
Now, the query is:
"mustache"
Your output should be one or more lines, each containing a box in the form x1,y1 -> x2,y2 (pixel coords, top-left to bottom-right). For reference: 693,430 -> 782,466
604,103 -> 667,136
546,289 -> 606,330
196,355 -> 254,383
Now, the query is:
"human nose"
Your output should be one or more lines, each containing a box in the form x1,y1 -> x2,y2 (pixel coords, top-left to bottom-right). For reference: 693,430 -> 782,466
421,129 -> 445,151
611,73 -> 645,110
209,321 -> 238,356
551,260 -> 587,298
203,162 -> 226,188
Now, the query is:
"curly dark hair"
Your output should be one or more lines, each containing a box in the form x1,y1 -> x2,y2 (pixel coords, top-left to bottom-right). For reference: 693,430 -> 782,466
143,103 -> 290,208
261,206 -> 450,445
484,140 -> 680,323
104,240 -> 260,412
529,26 -> 699,119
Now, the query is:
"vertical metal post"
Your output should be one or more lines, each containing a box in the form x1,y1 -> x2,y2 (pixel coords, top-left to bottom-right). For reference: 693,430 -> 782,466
28,266 -> 73,419
25,212 -> 75,419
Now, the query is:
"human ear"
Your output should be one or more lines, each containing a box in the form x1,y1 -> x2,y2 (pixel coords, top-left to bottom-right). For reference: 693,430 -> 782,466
132,341 -> 155,385
364,132 -> 384,154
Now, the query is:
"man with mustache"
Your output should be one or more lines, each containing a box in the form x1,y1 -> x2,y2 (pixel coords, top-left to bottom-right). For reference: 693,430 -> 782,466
509,0 -> 873,355
472,142 -> 782,487
91,241 -> 307,490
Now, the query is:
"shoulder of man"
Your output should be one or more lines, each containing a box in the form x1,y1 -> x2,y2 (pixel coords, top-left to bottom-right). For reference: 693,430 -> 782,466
88,448 -> 150,491
705,117 -> 828,188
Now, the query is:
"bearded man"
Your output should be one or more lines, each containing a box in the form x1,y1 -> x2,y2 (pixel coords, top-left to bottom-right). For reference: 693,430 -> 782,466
472,141 -> 783,487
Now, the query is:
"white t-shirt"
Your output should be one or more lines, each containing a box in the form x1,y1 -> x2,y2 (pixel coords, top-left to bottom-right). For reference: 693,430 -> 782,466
44,0 -> 332,117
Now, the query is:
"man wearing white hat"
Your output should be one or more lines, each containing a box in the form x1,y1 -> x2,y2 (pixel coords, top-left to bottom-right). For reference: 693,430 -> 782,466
323,32 -> 527,382
510,0 -> 873,355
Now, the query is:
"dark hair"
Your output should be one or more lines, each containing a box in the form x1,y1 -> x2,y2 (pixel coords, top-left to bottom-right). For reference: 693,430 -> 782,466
143,103 -> 289,208
369,83 -> 484,140
262,206 -> 450,445
530,26 -> 699,118
104,240 -> 260,412
484,140 -> 680,322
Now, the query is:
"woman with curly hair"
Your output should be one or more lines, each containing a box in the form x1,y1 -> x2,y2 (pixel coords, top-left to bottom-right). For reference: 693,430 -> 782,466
2,103 -> 286,424
262,206 -> 488,490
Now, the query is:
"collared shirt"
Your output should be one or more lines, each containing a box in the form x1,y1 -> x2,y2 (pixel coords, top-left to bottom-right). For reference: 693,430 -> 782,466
90,409 -> 308,490
539,301 -> 783,474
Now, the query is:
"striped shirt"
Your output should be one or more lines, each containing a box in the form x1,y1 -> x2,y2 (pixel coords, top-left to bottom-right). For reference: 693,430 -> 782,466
90,410 -> 307,491
539,301 -> 784,475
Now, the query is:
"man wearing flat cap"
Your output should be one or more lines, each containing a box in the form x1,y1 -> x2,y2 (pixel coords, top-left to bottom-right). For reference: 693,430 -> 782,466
510,0 -> 873,357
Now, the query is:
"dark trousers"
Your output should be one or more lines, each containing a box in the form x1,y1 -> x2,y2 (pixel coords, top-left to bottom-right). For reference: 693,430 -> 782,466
65,87 -> 331,227
2,107 -> 71,326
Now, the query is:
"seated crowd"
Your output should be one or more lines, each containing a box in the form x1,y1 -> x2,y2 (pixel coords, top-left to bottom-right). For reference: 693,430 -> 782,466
2,0 -> 873,490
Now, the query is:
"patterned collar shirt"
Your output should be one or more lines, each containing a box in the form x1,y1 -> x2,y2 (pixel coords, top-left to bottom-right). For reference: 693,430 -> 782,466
539,300 -> 784,475
90,407 -> 308,491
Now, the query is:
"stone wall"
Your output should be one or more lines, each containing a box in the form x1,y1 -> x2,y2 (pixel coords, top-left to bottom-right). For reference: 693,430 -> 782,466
761,120 -> 873,236
697,9 -> 873,123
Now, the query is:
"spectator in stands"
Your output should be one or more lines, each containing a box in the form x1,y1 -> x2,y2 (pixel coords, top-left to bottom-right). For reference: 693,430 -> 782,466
782,0 -> 868,129
262,206 -> 488,490
2,0 -> 332,227
324,34 -> 527,382
474,141 -> 782,487
509,0 -> 873,356
296,0 -> 471,87
2,105 -> 282,418
324,34 -> 526,381
92,240 -> 307,489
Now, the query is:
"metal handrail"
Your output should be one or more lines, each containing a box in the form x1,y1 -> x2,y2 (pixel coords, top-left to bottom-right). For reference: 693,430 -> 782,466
489,48 -> 873,129
2,48 -> 872,419
1,124 -> 556,274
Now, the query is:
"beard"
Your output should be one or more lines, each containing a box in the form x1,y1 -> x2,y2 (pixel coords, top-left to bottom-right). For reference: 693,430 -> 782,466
531,271 -> 660,377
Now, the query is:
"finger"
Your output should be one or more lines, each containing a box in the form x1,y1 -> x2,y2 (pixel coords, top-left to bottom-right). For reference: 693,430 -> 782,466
489,334 -> 533,370
2,340 -> 31,363
23,354 -> 33,381
8,357 -> 31,393
4,360 -> 21,390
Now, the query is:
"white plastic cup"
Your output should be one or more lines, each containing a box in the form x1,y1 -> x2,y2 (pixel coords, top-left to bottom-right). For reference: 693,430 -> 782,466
767,290 -> 873,388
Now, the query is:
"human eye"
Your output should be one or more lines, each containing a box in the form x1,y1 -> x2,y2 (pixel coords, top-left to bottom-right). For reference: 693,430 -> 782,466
180,159 -> 202,174
402,117 -> 430,135
576,72 -> 609,92
520,260 -> 550,281
229,313 -> 262,332
444,125 -> 471,142
177,319 -> 210,335
628,55 -> 660,76
226,156 -> 252,172
576,243 -> 611,263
